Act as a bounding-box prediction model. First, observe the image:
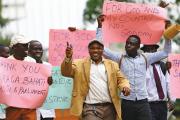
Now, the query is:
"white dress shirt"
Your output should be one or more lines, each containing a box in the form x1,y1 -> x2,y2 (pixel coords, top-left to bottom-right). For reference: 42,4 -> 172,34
146,64 -> 169,102
85,60 -> 112,104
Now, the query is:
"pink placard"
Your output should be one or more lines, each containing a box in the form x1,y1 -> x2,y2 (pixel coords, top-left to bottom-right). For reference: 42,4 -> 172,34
168,54 -> 180,99
0,57 -> 51,108
102,1 -> 167,44
49,29 -> 96,66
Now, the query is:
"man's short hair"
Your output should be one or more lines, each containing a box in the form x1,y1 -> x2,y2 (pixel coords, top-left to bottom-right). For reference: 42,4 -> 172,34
127,35 -> 141,44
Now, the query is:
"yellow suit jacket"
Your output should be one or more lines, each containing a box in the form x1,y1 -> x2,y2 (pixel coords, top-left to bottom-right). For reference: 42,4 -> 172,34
61,57 -> 130,120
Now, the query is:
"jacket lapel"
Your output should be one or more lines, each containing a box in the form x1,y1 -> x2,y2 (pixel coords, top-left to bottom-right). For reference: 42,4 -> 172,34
83,58 -> 91,84
104,59 -> 112,85
83,58 -> 112,85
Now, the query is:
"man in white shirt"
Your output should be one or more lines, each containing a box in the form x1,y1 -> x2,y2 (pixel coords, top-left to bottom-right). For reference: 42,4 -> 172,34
61,40 -> 130,120
28,40 -> 55,120
141,44 -> 174,120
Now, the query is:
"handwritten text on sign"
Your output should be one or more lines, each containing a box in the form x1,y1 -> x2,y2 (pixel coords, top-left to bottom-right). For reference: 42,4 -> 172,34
49,29 -> 95,66
0,57 -> 51,108
102,1 -> 167,44
168,54 -> 180,99
41,67 -> 73,109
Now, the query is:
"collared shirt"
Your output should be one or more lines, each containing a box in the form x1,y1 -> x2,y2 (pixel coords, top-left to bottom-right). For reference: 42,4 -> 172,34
146,64 -> 169,102
96,28 -> 171,101
85,59 -> 112,104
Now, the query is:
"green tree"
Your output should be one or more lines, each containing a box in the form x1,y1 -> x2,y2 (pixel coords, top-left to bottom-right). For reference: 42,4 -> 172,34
0,0 -> 11,46
0,0 -> 9,27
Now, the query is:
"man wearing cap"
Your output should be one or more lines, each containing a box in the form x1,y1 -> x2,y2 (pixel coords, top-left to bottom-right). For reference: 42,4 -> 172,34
61,40 -> 130,120
6,34 -> 36,120
141,44 -> 174,120
8,34 -> 35,61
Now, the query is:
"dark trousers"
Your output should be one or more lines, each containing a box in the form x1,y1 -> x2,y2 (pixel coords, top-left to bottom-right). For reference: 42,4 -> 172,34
82,103 -> 116,120
122,99 -> 152,120
40,114 -> 54,120
149,101 -> 167,120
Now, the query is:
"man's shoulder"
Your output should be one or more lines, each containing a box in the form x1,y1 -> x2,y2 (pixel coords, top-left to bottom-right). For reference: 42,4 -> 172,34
74,58 -> 90,63
104,58 -> 118,65
8,55 -> 36,63
24,56 -> 36,62
42,61 -> 51,65
42,61 -> 53,68
8,55 -> 14,59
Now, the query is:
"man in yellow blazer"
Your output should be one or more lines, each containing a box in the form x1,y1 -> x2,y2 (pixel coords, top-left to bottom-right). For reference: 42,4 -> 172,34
61,39 -> 130,120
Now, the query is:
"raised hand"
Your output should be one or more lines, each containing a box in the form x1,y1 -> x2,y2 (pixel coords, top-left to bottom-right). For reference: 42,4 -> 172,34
159,1 -> 169,8
66,42 -> 73,58
97,14 -> 105,28
68,27 -> 77,32
165,20 -> 171,29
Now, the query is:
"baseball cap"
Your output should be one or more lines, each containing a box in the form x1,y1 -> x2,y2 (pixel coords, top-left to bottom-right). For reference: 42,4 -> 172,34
88,39 -> 104,48
9,34 -> 30,47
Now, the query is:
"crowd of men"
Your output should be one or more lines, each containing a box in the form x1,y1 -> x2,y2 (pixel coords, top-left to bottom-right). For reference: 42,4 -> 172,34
0,0 -> 178,120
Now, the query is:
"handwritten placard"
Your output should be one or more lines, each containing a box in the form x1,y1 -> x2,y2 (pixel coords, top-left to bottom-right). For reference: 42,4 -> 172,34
41,67 -> 73,109
49,29 -> 95,66
102,1 -> 167,44
168,54 -> 180,99
0,57 -> 51,108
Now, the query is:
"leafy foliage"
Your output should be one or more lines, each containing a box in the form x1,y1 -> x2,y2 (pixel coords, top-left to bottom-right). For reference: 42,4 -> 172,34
0,16 -> 9,28
0,0 -> 9,27
83,0 -> 103,24
0,35 -> 11,46
0,0 -> 11,45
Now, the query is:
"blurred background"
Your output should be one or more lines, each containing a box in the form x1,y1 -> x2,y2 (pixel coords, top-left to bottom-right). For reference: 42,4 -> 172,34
0,0 -> 180,49
0,0 -> 180,119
